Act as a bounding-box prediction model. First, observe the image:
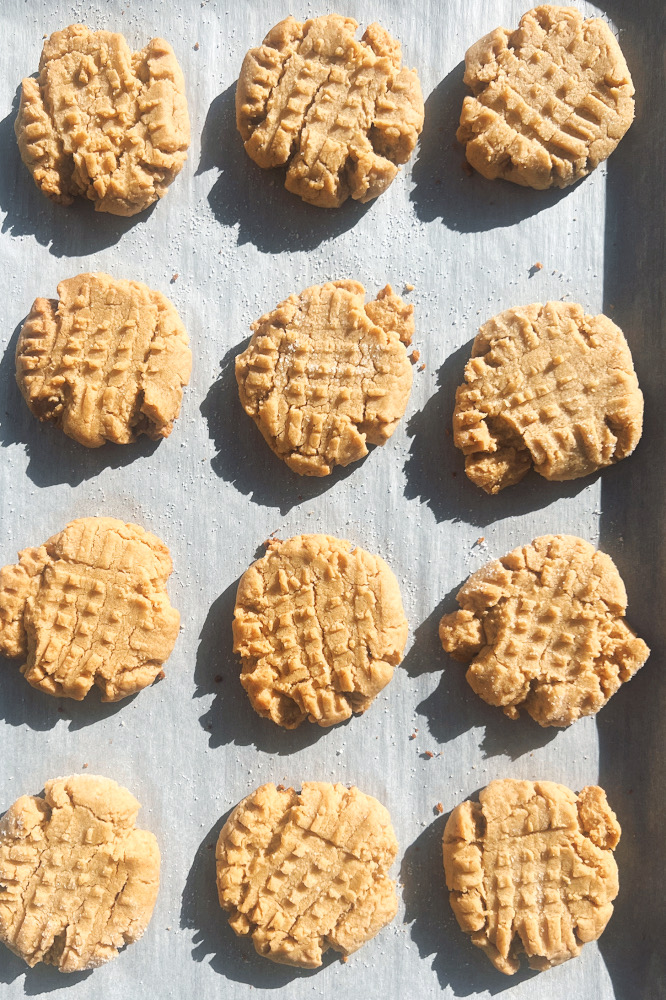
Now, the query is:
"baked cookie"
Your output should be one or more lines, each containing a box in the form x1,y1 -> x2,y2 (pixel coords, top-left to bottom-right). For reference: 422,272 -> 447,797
236,14 -> 423,207
236,281 -> 414,476
15,24 -> 190,215
0,774 -> 160,972
0,517 -> 180,701
216,782 -> 398,967
16,272 -> 192,448
439,535 -> 649,727
233,534 -> 408,728
457,5 -> 634,188
452,302 -> 643,494
443,779 -> 620,974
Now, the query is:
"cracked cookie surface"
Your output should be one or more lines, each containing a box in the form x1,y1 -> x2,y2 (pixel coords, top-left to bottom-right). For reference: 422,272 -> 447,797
15,24 -> 190,215
453,301 -> 643,494
0,517 -> 180,702
236,14 -> 423,207
457,5 -> 634,188
0,774 -> 160,972
233,534 -> 408,728
439,535 -> 649,726
443,779 -> 620,974
16,272 -> 191,448
236,281 -> 414,476
216,782 -> 398,967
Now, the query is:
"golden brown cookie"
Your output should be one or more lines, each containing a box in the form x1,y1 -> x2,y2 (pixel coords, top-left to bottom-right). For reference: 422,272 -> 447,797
439,535 -> 649,726
216,782 -> 398,967
0,517 -> 180,701
443,779 -> 620,974
232,534 -> 408,728
236,281 -> 414,476
16,272 -> 191,448
457,5 -> 634,189
452,302 -> 643,494
0,774 -> 160,972
15,24 -> 190,215
236,15 -> 424,207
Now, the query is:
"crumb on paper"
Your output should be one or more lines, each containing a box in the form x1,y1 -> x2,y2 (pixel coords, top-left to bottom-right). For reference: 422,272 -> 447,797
171,273 -> 179,283
156,669 -> 166,681
410,349 -> 420,364
82,763 -> 89,769
476,536 -> 485,546
404,282 -> 415,292
418,363 -> 426,371
529,262 -> 543,277
409,729 -> 418,740
424,750 -> 434,759
340,955 -> 348,964
194,42 -> 200,51
435,802 -> 444,814
214,674 -> 223,684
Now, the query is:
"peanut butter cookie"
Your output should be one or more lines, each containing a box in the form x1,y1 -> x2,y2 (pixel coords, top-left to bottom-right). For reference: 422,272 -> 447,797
439,535 -> 649,727
443,779 -> 620,974
452,302 -> 643,494
16,272 -> 191,448
15,24 -> 190,215
236,281 -> 413,476
0,517 -> 180,701
233,534 -> 408,728
0,774 -> 160,972
216,782 -> 398,967
457,5 -> 634,188
236,14 -> 423,207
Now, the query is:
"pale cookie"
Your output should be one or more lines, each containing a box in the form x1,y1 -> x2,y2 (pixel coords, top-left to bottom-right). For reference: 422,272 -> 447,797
0,517 -> 180,702
233,534 -> 408,729
0,775 -> 159,972
452,302 -> 643,494
443,779 -> 620,974
15,24 -> 190,215
457,5 -> 634,188
439,535 -> 649,727
16,273 -> 191,448
216,782 -> 398,967
236,15 -> 424,207
236,281 -> 414,476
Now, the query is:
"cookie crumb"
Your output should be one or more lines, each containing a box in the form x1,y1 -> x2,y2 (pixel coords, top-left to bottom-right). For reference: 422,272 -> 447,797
276,784 -> 286,792
529,262 -> 544,277
435,802 -> 444,814
476,536 -> 485,546
155,669 -> 166,681
424,750 -> 434,759
404,283 -> 415,292
409,730 -> 418,740
340,954 -> 348,963
194,42 -> 200,51
410,349 -> 420,364
82,763 -> 89,769
171,273 -> 179,283
214,675 -> 223,684
418,363 -> 426,371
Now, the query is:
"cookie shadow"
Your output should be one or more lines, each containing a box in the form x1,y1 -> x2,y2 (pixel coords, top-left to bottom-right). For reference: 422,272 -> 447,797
199,84 -> 374,253
410,64 -> 572,232
0,88 -> 153,257
0,316 -> 162,487
403,345 -> 600,527
194,579 -> 348,754
200,341 -> 370,515
401,813 -> 538,996
0,947 -> 93,993
180,813 -> 337,987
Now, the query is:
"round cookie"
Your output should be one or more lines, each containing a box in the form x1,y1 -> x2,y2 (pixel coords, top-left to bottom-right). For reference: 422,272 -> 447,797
443,779 -> 620,974
15,24 -> 190,216
0,517 -> 180,702
457,5 -> 634,189
439,535 -> 649,727
452,301 -> 643,494
216,782 -> 398,967
16,272 -> 192,448
236,281 -> 414,477
236,14 -> 424,207
0,774 -> 160,972
232,534 -> 408,728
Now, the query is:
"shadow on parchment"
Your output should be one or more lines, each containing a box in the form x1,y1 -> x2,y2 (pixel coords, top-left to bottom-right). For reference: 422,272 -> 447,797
199,84 -> 373,254
0,950 -> 93,993
180,811 -> 337,988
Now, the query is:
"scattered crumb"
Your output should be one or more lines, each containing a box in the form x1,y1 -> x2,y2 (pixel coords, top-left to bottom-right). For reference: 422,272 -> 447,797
435,802 -> 444,814
156,669 -> 166,681
82,763 -> 89,769
476,536 -> 485,546
409,729 -> 418,740
410,349 -> 420,364
534,261 -> 543,270
194,42 -> 200,51
445,427 -> 451,437
276,783 -> 286,792
424,750 -> 434,759
418,363 -> 426,372
340,955 -> 348,964
462,160 -> 474,177
404,282 -> 415,292
171,273 -> 179,283
214,675 -> 223,684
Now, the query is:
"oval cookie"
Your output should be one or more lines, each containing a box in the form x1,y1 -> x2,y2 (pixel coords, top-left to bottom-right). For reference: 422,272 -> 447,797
443,779 -> 620,974
236,281 -> 414,477
0,517 -> 180,701
236,14 -> 424,207
0,775 -> 160,972
452,302 -> 643,493
439,534 -> 649,726
16,272 -> 192,448
232,534 -> 408,728
216,782 -> 398,967
15,24 -> 190,215
457,5 -> 634,188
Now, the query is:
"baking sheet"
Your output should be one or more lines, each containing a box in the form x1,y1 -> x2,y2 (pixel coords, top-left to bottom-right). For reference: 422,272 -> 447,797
0,1 -> 663,998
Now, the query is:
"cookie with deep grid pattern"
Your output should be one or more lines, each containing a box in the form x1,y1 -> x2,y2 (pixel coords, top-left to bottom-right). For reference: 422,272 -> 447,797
0,517 -> 180,701
216,782 -> 398,967
457,5 -> 634,188
443,779 -> 620,974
